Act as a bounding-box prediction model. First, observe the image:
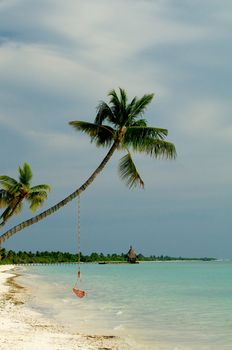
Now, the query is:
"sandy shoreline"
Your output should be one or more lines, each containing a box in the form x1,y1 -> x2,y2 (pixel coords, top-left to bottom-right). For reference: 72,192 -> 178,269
0,265 -> 131,350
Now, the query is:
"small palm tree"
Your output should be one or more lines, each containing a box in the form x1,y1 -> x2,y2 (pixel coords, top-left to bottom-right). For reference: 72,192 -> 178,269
0,163 -> 51,227
0,88 -> 176,245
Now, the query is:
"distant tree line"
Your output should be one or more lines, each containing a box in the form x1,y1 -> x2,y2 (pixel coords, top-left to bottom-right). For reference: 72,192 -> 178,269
0,248 -> 215,265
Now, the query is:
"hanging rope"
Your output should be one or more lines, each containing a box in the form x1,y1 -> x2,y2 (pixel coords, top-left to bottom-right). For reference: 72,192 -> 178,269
77,194 -> 81,279
73,194 -> 86,298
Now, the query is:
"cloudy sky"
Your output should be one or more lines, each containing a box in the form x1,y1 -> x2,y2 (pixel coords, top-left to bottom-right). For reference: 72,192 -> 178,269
0,0 -> 232,258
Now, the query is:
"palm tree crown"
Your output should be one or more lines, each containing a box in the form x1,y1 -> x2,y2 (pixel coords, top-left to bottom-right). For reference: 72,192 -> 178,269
70,88 -> 176,188
0,163 -> 51,227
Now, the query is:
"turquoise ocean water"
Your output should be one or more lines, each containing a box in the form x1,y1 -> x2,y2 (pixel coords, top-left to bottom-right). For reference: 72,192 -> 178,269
18,261 -> 232,350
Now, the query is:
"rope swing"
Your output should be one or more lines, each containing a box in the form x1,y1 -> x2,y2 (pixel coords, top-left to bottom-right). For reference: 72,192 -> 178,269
72,195 -> 86,298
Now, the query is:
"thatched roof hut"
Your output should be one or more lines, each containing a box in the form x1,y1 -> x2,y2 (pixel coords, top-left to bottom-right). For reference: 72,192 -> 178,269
127,245 -> 137,263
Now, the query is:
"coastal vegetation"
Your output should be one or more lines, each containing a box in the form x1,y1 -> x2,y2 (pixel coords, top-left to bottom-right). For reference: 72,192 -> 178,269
0,248 -> 215,264
0,88 -> 176,245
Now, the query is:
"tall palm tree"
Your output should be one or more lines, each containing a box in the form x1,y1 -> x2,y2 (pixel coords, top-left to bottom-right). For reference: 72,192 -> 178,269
0,163 -> 51,227
0,88 -> 176,245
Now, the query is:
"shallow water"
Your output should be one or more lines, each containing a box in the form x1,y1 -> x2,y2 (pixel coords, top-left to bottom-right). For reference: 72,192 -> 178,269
18,261 -> 232,350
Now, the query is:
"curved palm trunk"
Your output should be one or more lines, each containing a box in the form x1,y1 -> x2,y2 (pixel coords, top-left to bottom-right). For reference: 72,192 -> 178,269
0,139 -> 121,245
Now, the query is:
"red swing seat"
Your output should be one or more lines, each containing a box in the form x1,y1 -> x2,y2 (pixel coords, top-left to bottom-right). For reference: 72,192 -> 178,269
72,286 -> 86,298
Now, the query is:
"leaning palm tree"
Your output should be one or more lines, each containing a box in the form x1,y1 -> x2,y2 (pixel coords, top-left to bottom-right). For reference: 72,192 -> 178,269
0,88 -> 176,245
0,163 -> 51,227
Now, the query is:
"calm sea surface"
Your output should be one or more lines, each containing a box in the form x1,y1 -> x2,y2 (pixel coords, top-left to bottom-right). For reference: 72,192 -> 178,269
18,261 -> 232,350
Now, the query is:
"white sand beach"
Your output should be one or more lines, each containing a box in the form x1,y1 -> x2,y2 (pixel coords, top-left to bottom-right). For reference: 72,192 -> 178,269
0,265 -> 131,350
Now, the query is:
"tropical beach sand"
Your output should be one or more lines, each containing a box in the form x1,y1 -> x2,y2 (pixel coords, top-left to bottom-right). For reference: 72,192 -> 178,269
0,265 -> 131,350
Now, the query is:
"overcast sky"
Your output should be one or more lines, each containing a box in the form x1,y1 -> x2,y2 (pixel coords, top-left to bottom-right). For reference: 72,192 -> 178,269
0,0 -> 232,258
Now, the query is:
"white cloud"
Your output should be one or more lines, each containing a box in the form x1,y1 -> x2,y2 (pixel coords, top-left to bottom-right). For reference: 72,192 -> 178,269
0,42 -> 107,95
0,0 -> 19,10
26,129 -> 91,152
178,99 -> 232,141
44,0 -> 210,61
0,109 -> 92,153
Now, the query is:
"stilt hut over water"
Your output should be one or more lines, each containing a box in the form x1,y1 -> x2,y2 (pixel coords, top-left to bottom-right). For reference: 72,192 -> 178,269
127,245 -> 137,263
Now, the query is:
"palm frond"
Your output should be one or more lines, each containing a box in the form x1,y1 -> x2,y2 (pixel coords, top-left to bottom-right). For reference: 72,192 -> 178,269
27,190 -> 50,212
130,118 -> 147,127
69,120 -> 101,136
129,137 -> 176,159
0,195 -> 23,221
119,88 -> 127,110
0,176 -> 18,190
94,127 -> 115,147
69,121 -> 115,147
126,96 -> 137,113
0,190 -> 11,208
128,93 -> 154,121
29,184 -> 51,193
29,201 -> 43,212
108,89 -> 124,125
123,127 -> 169,149
0,177 -> 22,197
27,191 -> 48,200
28,194 -> 48,211
118,153 -> 144,189
0,189 -> 9,198
0,198 -> 8,208
18,163 -> 32,185
0,205 -> 12,222
109,88 -> 132,126
13,202 -> 23,215
29,189 -> 50,203
108,89 -> 121,109
95,101 -> 116,125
